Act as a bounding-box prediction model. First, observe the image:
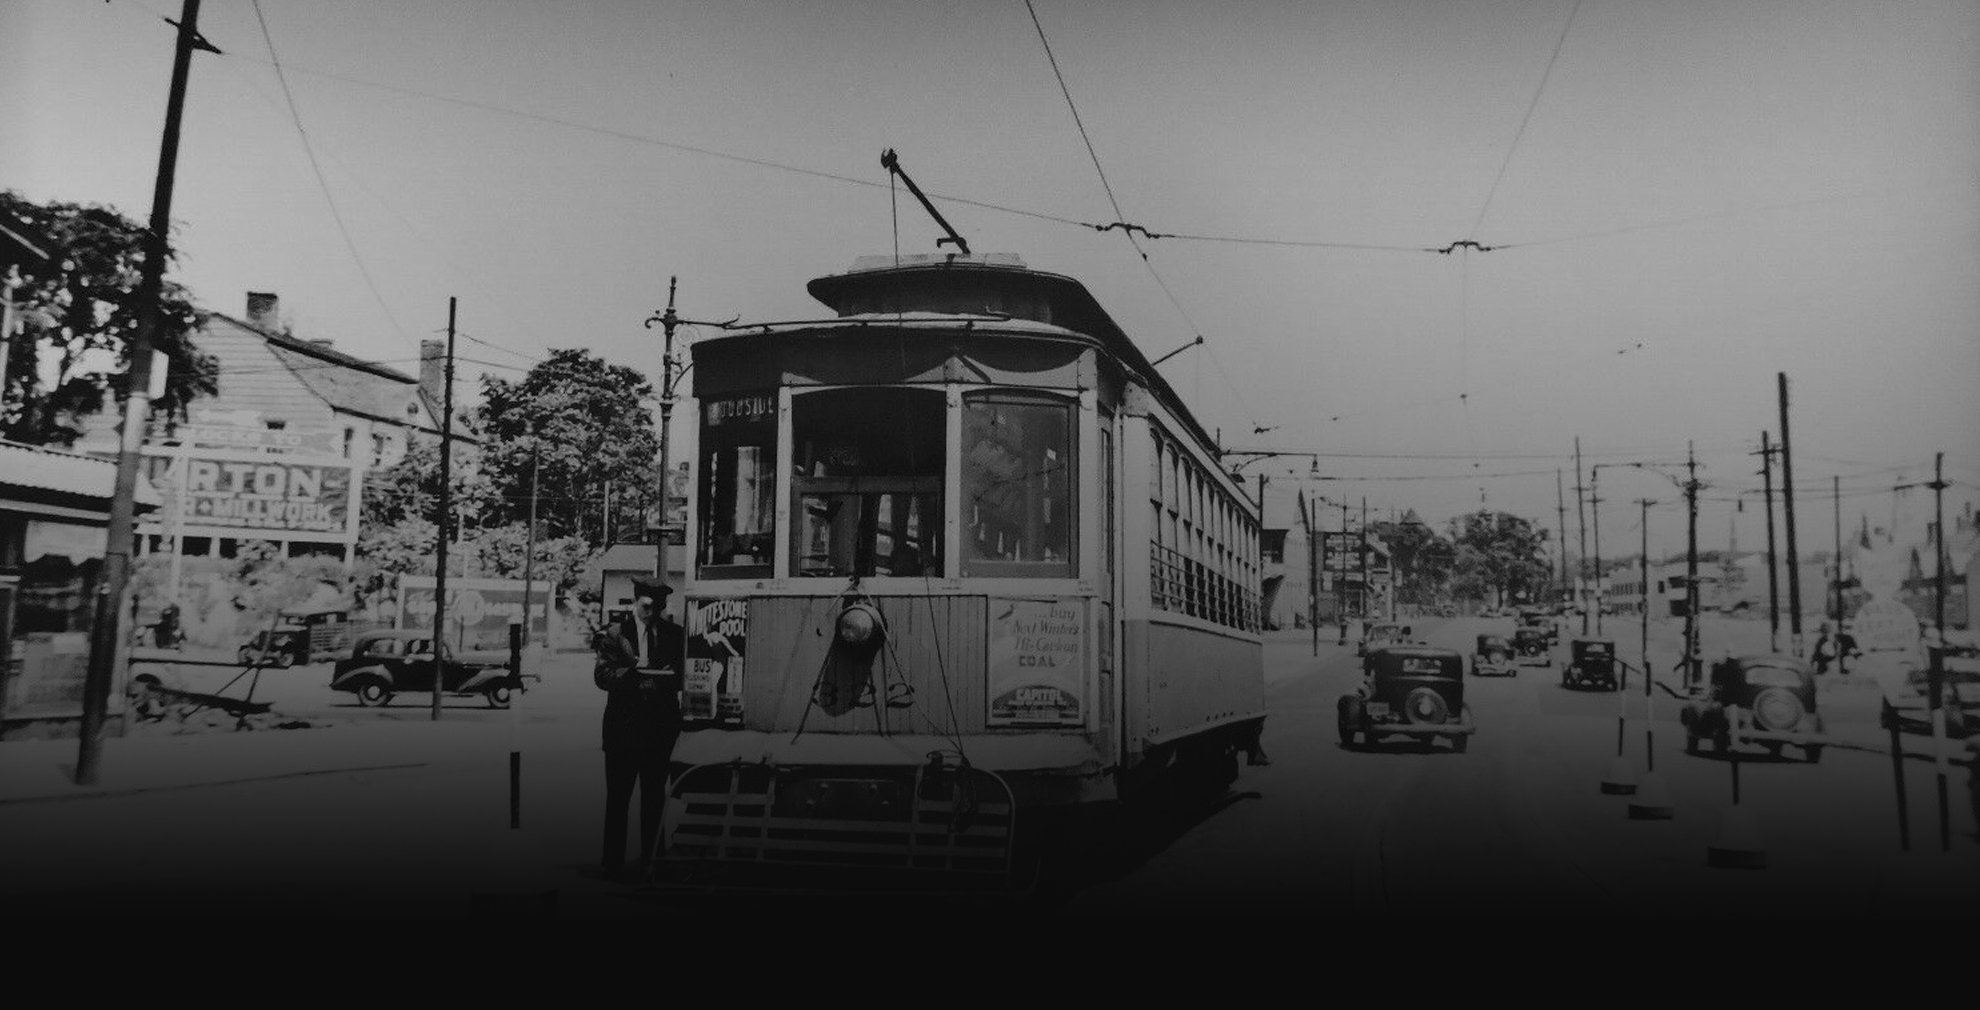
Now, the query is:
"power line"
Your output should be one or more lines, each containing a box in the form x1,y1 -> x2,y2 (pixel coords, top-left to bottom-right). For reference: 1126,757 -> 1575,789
1469,0 -> 1582,239
249,1 -> 409,351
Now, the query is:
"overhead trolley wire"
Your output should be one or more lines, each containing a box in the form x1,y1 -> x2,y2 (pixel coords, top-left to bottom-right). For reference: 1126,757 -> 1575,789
249,2 -> 410,352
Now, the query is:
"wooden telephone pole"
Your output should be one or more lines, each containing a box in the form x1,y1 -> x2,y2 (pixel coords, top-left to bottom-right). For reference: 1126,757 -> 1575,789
78,0 -> 215,784
431,298 -> 457,721
1575,438 -> 1589,635
1758,432 -> 1780,652
1778,373 -> 1803,656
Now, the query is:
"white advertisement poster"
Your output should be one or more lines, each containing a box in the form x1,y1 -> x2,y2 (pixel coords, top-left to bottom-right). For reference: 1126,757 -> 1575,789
986,598 -> 1084,726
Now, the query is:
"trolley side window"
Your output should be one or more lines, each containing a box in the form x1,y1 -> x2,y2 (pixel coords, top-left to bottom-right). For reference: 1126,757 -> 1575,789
698,392 -> 778,579
790,387 -> 945,578
961,391 -> 1076,578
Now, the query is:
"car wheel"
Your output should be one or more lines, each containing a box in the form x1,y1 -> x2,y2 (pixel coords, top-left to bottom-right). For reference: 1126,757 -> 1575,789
1450,734 -> 1468,754
1763,741 -> 1784,758
1337,710 -> 1355,748
276,651 -> 295,669
1804,745 -> 1823,764
486,684 -> 513,709
355,680 -> 391,707
238,647 -> 256,666
1713,728 -> 1732,754
1685,732 -> 1699,756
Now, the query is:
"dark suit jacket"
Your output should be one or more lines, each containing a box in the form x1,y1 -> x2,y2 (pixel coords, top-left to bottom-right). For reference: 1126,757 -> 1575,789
594,617 -> 686,756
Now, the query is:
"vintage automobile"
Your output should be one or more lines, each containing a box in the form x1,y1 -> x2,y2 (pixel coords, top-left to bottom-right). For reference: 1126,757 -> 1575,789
1518,607 -> 1559,646
1879,646 -> 1980,737
329,630 -> 528,708
1357,622 -> 1409,657
1472,634 -> 1515,677
1338,645 -> 1475,752
238,607 -> 353,668
1562,638 -> 1622,691
1513,627 -> 1552,667
1680,654 -> 1826,762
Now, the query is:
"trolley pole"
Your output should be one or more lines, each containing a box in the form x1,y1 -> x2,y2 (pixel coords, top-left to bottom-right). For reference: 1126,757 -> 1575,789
78,0 -> 212,785
1759,432 -> 1780,653
432,297 -> 458,722
1778,372 -> 1803,657
1575,438 -> 1590,636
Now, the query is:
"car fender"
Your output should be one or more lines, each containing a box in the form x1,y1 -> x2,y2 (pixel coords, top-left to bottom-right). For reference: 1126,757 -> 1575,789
459,667 -> 515,692
332,666 -> 393,691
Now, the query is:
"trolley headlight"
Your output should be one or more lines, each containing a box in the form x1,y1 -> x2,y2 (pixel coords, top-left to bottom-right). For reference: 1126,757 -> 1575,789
837,603 -> 884,646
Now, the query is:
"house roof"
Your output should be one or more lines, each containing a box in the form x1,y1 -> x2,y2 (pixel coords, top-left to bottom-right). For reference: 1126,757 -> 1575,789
0,440 -> 161,511
208,312 -> 477,443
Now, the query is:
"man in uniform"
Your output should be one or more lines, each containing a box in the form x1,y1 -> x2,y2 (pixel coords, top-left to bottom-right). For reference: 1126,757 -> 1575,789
593,575 -> 685,881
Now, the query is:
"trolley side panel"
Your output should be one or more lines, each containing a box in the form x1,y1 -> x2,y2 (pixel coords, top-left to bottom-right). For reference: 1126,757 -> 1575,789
1133,618 -> 1265,748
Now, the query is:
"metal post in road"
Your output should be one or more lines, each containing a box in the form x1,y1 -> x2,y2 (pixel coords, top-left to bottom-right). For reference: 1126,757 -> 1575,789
1683,443 -> 1701,688
1338,499 -> 1349,646
77,0 -> 214,786
1592,467 -> 1604,636
508,621 -> 524,830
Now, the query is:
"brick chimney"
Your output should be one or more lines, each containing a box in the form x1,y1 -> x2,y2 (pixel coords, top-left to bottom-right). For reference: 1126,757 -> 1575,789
246,291 -> 279,332
420,339 -> 446,407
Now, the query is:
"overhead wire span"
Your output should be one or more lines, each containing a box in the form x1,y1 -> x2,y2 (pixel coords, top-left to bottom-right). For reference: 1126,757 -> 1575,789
249,1 -> 410,351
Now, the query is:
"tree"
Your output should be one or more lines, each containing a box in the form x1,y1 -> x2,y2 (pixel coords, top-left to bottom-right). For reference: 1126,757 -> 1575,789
474,349 -> 657,542
1447,509 -> 1553,605
360,436 -> 495,529
1369,510 -> 1451,604
1,191 -> 217,445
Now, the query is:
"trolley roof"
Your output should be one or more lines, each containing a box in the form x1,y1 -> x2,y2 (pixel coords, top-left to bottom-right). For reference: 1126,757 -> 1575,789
713,253 -> 1227,460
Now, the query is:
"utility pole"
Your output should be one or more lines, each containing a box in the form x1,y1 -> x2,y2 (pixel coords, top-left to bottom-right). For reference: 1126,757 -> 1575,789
1338,499 -> 1349,644
1359,497 -> 1368,622
521,436 -> 540,650
1640,497 -> 1655,771
645,278 -> 681,582
1556,469 -> 1569,605
1575,438 -> 1589,635
0,265 -> 21,405
1592,467 -> 1604,636
1305,493 -> 1318,657
1778,372 -> 1803,656
1759,432 -> 1780,652
431,297 -> 458,722
1833,474 -> 1846,676
1684,442 -> 1701,688
1929,451 -> 1950,851
78,0 -> 212,785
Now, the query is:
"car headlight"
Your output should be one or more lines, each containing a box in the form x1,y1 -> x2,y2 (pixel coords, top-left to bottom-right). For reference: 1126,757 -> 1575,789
837,603 -> 884,646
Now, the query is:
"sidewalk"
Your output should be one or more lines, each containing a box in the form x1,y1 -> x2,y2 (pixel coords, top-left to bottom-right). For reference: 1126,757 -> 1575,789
0,719 -> 525,805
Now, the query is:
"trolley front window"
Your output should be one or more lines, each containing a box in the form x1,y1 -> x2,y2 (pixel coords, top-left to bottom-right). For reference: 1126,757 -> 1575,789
698,392 -> 778,579
791,387 -> 945,578
962,391 -> 1075,578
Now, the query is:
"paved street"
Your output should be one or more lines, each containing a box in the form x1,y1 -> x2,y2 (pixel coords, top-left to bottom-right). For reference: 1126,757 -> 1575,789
3,614 -> 1975,918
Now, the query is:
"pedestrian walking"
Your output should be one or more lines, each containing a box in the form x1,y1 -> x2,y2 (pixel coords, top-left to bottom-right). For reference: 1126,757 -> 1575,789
1811,623 -> 1836,676
593,575 -> 685,882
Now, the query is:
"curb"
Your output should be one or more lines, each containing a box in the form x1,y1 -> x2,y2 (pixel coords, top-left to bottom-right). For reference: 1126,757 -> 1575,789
0,761 -> 433,806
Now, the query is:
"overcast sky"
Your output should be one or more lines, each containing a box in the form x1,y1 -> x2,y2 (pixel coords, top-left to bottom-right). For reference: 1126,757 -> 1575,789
6,0 -> 1976,561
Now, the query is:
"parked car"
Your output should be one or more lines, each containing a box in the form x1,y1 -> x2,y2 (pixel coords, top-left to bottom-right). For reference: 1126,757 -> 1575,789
1338,645 -> 1474,752
1680,654 -> 1826,762
1518,608 -> 1559,647
1357,622 -> 1409,657
1472,634 -> 1515,677
1513,628 -> 1552,667
1562,638 -> 1622,691
238,607 -> 354,668
329,630 -> 528,708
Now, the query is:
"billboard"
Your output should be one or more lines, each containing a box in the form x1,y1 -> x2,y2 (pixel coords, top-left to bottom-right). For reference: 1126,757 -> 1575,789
683,597 -> 746,725
986,598 -> 1085,726
397,576 -> 551,652
142,448 -> 358,539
